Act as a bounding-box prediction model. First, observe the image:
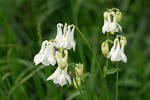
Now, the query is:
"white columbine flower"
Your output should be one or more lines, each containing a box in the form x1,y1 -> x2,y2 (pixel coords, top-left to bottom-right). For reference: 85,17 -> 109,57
34,40 -> 56,66
47,50 -> 71,86
110,38 -> 121,61
102,12 -> 111,34
107,37 -> 127,63
109,11 -> 122,34
107,38 -> 118,59
47,64 -> 71,86
55,23 -> 76,51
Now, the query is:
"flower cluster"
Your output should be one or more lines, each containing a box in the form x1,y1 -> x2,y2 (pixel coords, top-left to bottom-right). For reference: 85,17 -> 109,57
101,8 -> 127,63
34,23 -> 84,87
102,9 -> 122,35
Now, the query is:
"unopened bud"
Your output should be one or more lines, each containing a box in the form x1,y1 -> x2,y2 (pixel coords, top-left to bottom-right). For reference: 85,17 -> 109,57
101,41 -> 109,55
75,63 -> 84,77
120,36 -> 127,47
116,11 -> 122,22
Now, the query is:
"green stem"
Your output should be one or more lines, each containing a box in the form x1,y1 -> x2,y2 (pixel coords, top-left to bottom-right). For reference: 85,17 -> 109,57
71,25 -> 93,53
104,58 -> 108,77
104,32 -> 109,77
115,62 -> 119,100
70,25 -> 109,100
107,32 -> 109,40
37,23 -> 42,45
70,67 -> 86,99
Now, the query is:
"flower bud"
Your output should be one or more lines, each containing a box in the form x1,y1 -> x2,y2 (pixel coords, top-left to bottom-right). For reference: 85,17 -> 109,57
116,11 -> 122,22
101,41 -> 109,55
75,63 -> 84,77
73,63 -> 84,88
120,36 -> 127,47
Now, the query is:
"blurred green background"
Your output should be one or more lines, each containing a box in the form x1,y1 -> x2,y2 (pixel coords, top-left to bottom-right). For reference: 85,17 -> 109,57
0,0 -> 150,100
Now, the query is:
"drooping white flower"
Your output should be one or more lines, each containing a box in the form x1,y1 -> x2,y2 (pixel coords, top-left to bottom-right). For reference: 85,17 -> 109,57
102,11 -> 122,35
34,41 -> 56,66
42,42 -> 56,66
34,40 -> 48,65
47,50 -> 71,86
111,38 -> 121,62
55,23 -> 63,48
109,11 -> 122,34
107,38 -> 118,59
107,37 -> 127,63
65,25 -> 76,51
55,23 -> 76,51
102,12 -> 111,34
47,65 -> 71,86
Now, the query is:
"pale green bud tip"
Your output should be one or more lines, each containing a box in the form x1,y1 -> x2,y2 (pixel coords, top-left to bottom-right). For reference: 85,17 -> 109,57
75,63 -> 84,77
73,63 -> 83,88
101,41 -> 109,55
120,36 -> 127,47
116,11 -> 122,22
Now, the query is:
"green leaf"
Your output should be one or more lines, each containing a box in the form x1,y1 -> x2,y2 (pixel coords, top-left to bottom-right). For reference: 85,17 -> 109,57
106,68 -> 118,75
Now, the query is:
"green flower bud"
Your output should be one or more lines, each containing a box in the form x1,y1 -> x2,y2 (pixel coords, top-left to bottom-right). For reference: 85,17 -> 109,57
116,11 -> 122,22
120,36 -> 127,47
75,63 -> 84,77
101,41 -> 109,55
73,63 -> 84,88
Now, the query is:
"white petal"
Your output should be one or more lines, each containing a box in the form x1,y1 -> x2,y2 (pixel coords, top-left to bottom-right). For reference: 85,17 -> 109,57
70,26 -> 76,51
107,38 -> 118,58
33,40 -> 48,65
111,40 -> 121,61
58,74 -> 68,86
42,57 -> 51,66
47,67 -> 61,80
121,52 -> 127,63
117,24 -> 122,32
63,23 -> 67,35
55,23 -> 63,48
34,54 -> 45,65
47,42 -> 56,66
120,40 -> 127,63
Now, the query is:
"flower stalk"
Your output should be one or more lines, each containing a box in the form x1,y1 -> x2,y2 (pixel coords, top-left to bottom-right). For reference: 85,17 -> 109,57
101,8 -> 127,100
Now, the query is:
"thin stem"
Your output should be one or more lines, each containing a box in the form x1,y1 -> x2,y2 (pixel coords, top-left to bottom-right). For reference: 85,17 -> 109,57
37,23 -> 42,45
104,58 -> 108,77
115,62 -> 119,100
70,25 -> 109,99
104,32 -> 109,77
70,67 -> 87,99
107,32 -> 109,40
71,25 -> 93,53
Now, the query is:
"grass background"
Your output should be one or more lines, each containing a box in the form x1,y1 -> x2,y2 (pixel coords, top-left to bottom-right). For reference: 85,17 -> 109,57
0,0 -> 150,100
